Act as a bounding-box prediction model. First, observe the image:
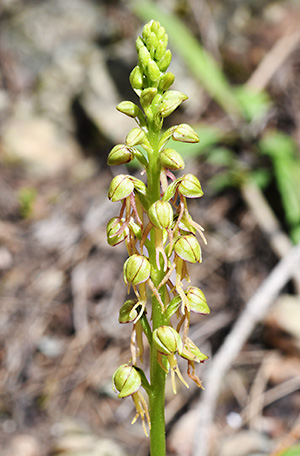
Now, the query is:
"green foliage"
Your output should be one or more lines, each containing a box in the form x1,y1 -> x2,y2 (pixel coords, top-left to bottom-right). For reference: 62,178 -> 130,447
18,187 -> 37,219
259,132 -> 300,243
279,445 -> 300,456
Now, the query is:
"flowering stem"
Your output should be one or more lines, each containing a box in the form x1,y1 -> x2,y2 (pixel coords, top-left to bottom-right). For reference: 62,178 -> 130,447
108,20 -> 210,456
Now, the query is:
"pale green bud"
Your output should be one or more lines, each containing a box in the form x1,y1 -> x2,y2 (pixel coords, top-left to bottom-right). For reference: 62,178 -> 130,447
150,20 -> 160,35
130,176 -> 147,196
185,287 -> 210,314
160,148 -> 185,170
174,234 -> 202,263
136,36 -> 144,52
130,66 -> 143,90
108,174 -> 134,202
180,338 -> 208,363
123,254 -> 151,286
126,128 -> 146,147
117,101 -> 141,118
178,174 -> 203,198
172,124 -> 200,143
113,364 -> 141,398
145,32 -> 158,58
157,49 -> 172,71
119,299 -> 138,323
155,39 -> 167,61
153,326 -> 183,355
159,91 -> 188,118
147,59 -> 161,82
140,88 -> 157,109
138,45 -> 151,71
148,200 -> 173,229
107,217 -> 129,246
107,144 -> 134,166
159,72 -> 175,91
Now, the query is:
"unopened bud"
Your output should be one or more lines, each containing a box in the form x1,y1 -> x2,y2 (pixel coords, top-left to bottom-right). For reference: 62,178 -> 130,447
119,300 -> 138,323
130,66 -> 143,90
107,217 -> 129,246
138,45 -> 151,70
107,144 -> 134,166
108,174 -> 134,202
178,174 -> 203,198
180,338 -> 208,363
159,91 -> 188,118
174,234 -> 201,263
113,364 -> 141,398
173,124 -> 199,143
117,101 -> 141,118
147,59 -> 161,82
159,72 -> 175,91
148,200 -> 173,229
157,49 -> 172,71
185,287 -> 210,314
160,148 -> 185,170
123,254 -> 151,286
140,88 -> 157,109
126,128 -> 146,147
153,326 -> 183,355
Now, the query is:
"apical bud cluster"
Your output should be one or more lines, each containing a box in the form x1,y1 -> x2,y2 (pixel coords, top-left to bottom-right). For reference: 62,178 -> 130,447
107,20 -> 209,436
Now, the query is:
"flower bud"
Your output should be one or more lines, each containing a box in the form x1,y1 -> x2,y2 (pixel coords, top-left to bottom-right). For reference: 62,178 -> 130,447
140,88 -> 157,109
176,213 -> 196,235
138,45 -> 151,71
147,59 -> 161,82
126,128 -> 147,147
150,20 -> 160,35
155,39 -> 167,61
157,49 -> 172,71
119,299 -> 138,323
159,72 -> 175,91
136,36 -> 144,52
174,234 -> 202,263
153,326 -> 183,355
178,174 -> 203,198
107,217 -> 129,246
108,174 -> 134,202
148,200 -> 173,229
185,287 -> 210,314
130,66 -> 143,90
113,364 -> 141,398
130,176 -> 147,196
159,91 -> 188,118
160,148 -> 185,170
123,254 -> 151,286
107,144 -> 134,166
180,338 -> 208,363
172,124 -> 200,143
117,101 -> 141,119
145,32 -> 158,58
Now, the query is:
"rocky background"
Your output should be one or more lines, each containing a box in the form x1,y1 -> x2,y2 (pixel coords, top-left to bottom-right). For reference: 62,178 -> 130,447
1,1 -> 300,455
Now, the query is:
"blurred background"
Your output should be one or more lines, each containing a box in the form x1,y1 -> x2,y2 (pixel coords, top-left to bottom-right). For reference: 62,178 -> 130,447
1,1 -> 300,455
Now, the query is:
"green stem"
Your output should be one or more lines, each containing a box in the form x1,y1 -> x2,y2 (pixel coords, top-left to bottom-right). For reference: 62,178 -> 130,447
146,126 -> 168,456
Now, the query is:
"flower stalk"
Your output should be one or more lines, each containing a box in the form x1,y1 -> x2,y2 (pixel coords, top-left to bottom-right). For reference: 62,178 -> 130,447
108,20 -> 210,456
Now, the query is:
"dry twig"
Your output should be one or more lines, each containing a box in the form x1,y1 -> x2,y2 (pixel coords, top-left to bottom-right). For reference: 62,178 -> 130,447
192,242 -> 300,456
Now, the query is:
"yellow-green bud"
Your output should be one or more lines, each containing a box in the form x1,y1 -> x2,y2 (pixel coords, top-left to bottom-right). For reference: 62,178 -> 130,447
173,124 -> 200,143
126,128 -> 146,147
130,66 -> 143,90
180,338 -> 208,363
140,88 -> 157,109
108,174 -> 134,202
174,234 -> 202,263
159,91 -> 188,118
160,148 -> 185,170
113,364 -> 141,398
117,101 -> 141,119
157,49 -> 172,71
153,326 -> 183,355
178,174 -> 203,198
107,144 -> 134,166
147,59 -> 161,82
185,287 -> 210,314
138,45 -> 151,71
107,217 -> 129,246
123,254 -> 151,286
159,72 -> 175,91
119,299 -> 138,323
148,200 -> 173,229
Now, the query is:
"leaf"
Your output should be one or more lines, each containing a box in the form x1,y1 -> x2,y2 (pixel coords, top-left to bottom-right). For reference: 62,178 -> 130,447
279,444 -> 300,456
